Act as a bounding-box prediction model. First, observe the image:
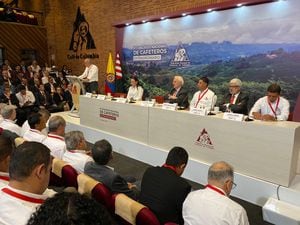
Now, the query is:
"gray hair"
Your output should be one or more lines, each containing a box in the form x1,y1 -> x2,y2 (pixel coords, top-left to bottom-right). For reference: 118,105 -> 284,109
65,131 -> 84,150
174,75 -> 184,86
229,78 -> 242,87
1,105 -> 17,119
208,161 -> 234,184
48,115 -> 66,132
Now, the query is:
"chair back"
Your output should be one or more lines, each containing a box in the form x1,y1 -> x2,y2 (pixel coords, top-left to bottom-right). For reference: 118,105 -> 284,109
77,173 -> 113,211
50,158 -> 78,188
14,137 -> 26,147
113,193 -> 160,225
292,93 -> 300,122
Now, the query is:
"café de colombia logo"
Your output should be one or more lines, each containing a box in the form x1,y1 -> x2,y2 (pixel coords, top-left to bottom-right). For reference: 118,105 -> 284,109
195,128 -> 214,149
67,7 -> 99,60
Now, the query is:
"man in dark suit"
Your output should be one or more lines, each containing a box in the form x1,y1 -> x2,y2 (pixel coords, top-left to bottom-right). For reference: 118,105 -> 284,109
84,139 -> 139,200
139,146 -> 191,225
165,75 -> 189,109
219,78 -> 249,115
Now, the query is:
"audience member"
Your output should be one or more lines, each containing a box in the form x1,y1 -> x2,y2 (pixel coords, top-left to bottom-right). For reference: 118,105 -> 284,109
16,84 -> 36,108
249,83 -> 289,121
127,76 -> 144,101
165,75 -> 189,109
190,76 -> 217,111
21,108 -> 50,136
29,60 -> 41,74
63,131 -> 93,173
0,142 -> 52,225
42,115 -> 66,159
220,78 -> 249,114
23,113 -> 47,142
183,161 -> 249,225
0,104 -> 21,136
139,146 -> 191,225
84,139 -> 139,200
78,58 -> 99,93
27,192 -> 112,225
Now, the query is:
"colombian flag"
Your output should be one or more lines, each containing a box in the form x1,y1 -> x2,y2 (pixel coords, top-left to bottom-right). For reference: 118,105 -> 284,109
105,52 -> 115,94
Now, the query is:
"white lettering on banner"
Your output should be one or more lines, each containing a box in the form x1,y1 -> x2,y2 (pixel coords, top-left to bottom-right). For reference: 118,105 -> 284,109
189,108 -> 207,116
223,112 -> 244,121
133,55 -> 162,61
162,103 -> 177,111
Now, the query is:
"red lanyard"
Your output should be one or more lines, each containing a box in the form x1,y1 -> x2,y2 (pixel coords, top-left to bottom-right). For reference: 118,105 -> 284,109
0,175 -> 9,181
268,97 -> 280,117
48,134 -> 64,141
206,184 -> 225,196
2,188 -> 45,204
195,88 -> 209,108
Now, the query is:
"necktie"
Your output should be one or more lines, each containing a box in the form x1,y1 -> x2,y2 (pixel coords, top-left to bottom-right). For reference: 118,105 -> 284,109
230,95 -> 235,104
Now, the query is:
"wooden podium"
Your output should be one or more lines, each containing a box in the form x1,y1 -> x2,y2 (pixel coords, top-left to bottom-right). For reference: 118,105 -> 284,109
66,75 -> 85,117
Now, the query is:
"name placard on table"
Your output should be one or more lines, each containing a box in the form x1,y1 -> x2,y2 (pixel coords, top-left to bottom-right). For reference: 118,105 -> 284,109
162,103 -> 177,111
223,112 -> 244,121
140,101 -> 155,107
189,107 -> 207,116
97,94 -> 106,100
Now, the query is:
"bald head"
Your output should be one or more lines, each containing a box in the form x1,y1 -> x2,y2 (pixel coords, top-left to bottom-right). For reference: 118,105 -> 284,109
208,161 -> 233,183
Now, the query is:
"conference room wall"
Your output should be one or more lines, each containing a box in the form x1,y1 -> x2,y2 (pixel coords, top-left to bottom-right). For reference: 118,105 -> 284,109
41,0 -> 233,93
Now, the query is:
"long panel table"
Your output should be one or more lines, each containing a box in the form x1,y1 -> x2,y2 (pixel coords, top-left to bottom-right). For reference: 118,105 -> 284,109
79,96 -> 300,186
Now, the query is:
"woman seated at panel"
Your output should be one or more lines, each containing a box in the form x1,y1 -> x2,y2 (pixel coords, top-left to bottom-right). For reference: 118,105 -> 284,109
127,76 -> 144,101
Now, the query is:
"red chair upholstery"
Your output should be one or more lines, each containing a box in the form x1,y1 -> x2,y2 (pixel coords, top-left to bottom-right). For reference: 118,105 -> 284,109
62,165 -> 78,188
49,159 -> 78,188
136,207 -> 160,225
92,183 -> 114,212
292,93 -> 300,122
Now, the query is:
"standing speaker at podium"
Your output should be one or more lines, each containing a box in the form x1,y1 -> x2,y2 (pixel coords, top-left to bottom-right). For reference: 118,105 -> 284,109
78,58 -> 98,93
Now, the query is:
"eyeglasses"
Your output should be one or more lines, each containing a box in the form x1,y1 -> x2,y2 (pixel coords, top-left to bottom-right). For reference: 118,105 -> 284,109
232,181 -> 237,189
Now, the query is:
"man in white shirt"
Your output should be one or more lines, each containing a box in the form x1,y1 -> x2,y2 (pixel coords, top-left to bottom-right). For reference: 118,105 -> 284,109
78,58 -> 99,93
42,115 -> 66,159
0,105 -> 21,136
249,83 -> 290,121
190,77 -> 217,111
0,142 -> 52,225
21,108 -> 50,136
23,113 -> 47,143
16,85 -> 36,108
63,131 -> 93,173
183,161 -> 249,225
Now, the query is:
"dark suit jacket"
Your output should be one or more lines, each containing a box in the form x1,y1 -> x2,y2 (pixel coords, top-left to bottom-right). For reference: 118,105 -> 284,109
84,161 -> 139,200
44,83 -> 58,94
139,166 -> 191,225
166,87 -> 189,109
219,92 -> 249,115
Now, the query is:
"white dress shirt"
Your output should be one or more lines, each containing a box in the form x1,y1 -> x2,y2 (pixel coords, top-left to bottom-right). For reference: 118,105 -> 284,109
0,119 -> 21,136
42,134 -> 66,159
62,150 -> 93,173
79,64 -> 98,82
0,186 -> 47,225
190,89 -> 217,111
23,129 -> 47,143
16,91 -> 36,107
21,120 -> 48,136
183,186 -> 249,225
0,172 -> 9,189
127,86 -> 144,101
249,96 -> 290,121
